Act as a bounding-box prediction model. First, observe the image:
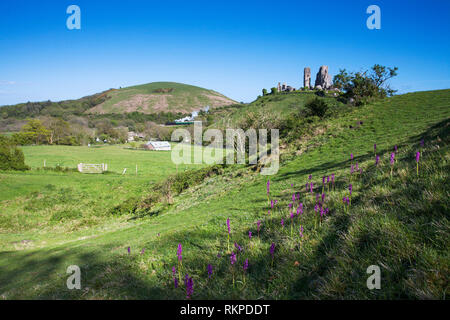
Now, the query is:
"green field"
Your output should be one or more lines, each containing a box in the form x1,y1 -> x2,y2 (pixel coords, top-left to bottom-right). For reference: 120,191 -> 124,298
0,144 -> 223,250
0,90 -> 449,299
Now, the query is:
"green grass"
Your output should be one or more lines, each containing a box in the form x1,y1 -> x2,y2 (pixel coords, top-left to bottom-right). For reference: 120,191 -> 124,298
0,89 -> 449,299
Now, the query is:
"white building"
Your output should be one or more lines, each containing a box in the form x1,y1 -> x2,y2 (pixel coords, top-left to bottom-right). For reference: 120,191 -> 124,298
144,141 -> 171,151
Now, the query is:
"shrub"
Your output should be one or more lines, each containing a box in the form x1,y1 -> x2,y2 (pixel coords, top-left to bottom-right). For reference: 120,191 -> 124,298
0,136 -> 29,171
304,97 -> 328,118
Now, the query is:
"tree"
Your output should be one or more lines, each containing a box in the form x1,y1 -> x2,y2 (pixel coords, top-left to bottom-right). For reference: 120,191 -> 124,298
270,87 -> 278,95
44,118 -> 70,144
262,88 -> 268,96
0,136 -> 29,171
369,64 -> 398,96
21,119 -> 50,145
333,64 -> 399,105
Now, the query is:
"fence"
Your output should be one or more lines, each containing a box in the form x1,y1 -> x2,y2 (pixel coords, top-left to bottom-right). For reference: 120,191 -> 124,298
77,163 -> 108,174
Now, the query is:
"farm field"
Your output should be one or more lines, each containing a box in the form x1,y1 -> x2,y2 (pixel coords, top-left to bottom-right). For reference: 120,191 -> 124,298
0,144 -> 223,250
0,89 -> 449,299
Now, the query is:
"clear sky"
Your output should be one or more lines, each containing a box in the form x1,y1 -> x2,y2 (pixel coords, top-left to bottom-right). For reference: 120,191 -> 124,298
1,0 -> 449,105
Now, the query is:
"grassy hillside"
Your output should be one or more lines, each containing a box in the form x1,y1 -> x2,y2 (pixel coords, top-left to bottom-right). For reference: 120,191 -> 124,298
86,82 -> 237,115
0,89 -> 449,299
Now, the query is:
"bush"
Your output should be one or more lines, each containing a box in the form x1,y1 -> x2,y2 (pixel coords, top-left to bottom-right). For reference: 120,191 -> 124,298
0,136 -> 29,171
304,97 -> 328,118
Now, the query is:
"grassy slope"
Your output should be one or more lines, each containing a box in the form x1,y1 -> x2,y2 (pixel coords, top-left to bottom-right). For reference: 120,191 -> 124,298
86,82 -> 237,114
0,90 -> 449,299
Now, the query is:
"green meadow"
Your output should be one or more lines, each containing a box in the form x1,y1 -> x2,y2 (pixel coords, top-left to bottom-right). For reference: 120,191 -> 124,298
0,90 -> 449,299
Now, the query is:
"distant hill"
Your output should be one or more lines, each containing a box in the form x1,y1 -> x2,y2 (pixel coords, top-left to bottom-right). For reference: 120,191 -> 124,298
85,82 -> 237,114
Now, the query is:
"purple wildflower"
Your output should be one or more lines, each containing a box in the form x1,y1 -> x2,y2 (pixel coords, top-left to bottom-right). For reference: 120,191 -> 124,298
310,182 -> 314,193
420,139 -> 424,147
257,220 -> 261,233
356,162 -> 359,171
394,145 -> 398,153
271,200 -> 274,209
375,154 -> 380,166
349,184 -> 352,195
127,246 -> 130,254
234,242 -> 242,252
141,248 -> 145,255
351,164 -> 354,174
299,225 -> 304,238
243,258 -> 249,271
186,277 -> 194,299
292,193 -> 295,202
351,153 -> 354,161
230,252 -> 237,265
227,218 -> 231,234
270,242 -> 275,258
267,180 -> 270,195
207,264 -> 213,278
172,266 -> 176,277
281,218 -> 284,228
314,204 -> 318,212
416,151 -> 420,163
174,277 -> 178,288
374,143 -> 376,152
327,176 -> 330,183
248,231 -> 252,240
177,243 -> 183,261
309,174 -> 312,180
390,152 -> 395,165
322,176 -> 326,184
320,206 -> 324,217
321,193 -> 325,202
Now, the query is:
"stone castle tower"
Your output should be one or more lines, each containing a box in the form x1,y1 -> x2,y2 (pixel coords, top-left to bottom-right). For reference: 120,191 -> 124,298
303,67 -> 311,89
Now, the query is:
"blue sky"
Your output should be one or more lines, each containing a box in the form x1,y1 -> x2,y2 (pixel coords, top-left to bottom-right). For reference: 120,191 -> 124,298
0,0 -> 449,105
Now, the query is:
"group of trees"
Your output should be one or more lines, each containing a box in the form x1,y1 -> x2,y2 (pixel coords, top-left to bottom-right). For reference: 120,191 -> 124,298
9,119 -> 94,146
333,64 -> 398,105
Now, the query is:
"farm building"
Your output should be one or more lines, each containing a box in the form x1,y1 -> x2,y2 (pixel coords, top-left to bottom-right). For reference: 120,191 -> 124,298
142,141 -> 171,151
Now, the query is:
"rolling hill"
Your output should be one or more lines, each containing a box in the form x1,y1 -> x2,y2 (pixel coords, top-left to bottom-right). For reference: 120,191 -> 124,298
85,82 -> 238,115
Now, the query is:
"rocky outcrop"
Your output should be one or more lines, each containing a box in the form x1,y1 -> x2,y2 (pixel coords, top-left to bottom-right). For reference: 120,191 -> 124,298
314,65 -> 332,89
303,67 -> 311,89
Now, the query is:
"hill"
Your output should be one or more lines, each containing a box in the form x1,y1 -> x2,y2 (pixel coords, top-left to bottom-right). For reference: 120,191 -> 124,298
85,82 -> 237,115
0,89 -> 449,299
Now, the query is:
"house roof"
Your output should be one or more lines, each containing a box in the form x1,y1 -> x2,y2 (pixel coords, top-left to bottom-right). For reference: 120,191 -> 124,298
145,141 -> 171,148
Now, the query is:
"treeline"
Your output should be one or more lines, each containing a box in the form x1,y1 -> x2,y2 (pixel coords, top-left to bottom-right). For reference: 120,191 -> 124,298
0,91 -> 110,119
9,119 -> 96,146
